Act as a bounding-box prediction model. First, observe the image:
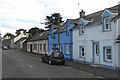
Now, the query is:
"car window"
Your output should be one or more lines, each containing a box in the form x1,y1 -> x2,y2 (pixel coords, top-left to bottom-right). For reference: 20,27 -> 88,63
53,52 -> 59,57
52,52 -> 64,58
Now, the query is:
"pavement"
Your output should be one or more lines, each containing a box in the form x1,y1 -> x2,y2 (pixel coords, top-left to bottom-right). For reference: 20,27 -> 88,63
12,49 -> 120,79
65,61 -> 120,78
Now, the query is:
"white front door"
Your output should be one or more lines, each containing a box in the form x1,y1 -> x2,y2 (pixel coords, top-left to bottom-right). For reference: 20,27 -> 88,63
93,42 -> 99,64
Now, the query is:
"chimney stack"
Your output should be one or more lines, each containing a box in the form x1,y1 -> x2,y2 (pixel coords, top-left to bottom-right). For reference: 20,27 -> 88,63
79,9 -> 85,18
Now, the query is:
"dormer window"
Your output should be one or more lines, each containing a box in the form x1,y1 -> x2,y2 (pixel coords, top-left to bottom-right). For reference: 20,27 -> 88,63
51,34 -> 55,39
66,25 -> 69,36
79,25 -> 84,35
103,16 -> 111,31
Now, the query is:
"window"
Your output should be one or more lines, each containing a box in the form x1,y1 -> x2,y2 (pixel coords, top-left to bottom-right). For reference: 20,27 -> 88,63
34,44 -> 37,50
65,44 -> 70,55
51,34 -> 55,39
40,44 -> 42,51
66,26 -> 69,36
79,25 -> 84,35
43,43 -> 46,51
60,44 -> 62,52
28,44 -> 29,49
103,46 -> 112,62
79,46 -> 85,58
103,16 -> 111,31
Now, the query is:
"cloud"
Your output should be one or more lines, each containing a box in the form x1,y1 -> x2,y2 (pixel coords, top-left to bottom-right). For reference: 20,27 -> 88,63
0,0 -> 119,36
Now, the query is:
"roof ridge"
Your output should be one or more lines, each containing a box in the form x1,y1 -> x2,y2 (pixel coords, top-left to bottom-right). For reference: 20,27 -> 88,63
82,5 -> 118,19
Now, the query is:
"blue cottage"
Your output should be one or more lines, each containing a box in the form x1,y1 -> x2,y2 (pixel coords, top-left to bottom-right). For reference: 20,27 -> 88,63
48,19 -> 77,60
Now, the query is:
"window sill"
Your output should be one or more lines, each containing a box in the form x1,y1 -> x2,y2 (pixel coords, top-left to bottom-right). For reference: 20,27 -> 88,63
65,53 -> 70,55
79,33 -> 84,35
80,57 -> 85,59
103,29 -> 112,32
104,60 -> 112,63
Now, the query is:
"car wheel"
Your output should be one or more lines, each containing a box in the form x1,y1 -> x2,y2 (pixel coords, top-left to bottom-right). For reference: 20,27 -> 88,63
62,61 -> 65,65
48,60 -> 52,65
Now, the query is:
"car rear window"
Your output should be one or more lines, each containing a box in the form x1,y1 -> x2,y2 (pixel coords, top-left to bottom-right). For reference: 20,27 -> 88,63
52,52 -> 64,58
53,52 -> 59,57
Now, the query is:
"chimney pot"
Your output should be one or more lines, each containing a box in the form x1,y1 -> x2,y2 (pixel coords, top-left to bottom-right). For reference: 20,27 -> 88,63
79,9 -> 85,18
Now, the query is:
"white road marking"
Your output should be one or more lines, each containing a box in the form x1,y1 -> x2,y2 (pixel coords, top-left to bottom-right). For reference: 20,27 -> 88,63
97,76 -> 104,78
89,73 -> 94,75
28,65 -> 33,68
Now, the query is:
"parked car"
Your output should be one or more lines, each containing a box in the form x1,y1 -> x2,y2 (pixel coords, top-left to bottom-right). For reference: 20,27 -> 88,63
42,51 -> 65,65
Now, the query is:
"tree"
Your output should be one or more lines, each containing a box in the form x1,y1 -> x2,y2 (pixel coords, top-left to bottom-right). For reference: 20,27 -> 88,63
28,27 -> 44,38
44,13 -> 64,30
15,29 -> 27,36
3,33 -> 15,39
44,13 -> 64,52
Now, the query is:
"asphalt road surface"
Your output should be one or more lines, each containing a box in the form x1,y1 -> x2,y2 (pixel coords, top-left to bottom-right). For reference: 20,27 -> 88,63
2,49 -> 103,78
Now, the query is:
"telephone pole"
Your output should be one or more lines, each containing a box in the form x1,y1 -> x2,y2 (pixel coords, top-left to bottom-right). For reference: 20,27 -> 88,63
57,15 -> 60,52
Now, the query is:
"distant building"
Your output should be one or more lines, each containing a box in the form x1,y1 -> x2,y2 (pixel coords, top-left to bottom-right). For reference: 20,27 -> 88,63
27,31 -> 49,54
13,29 -> 28,49
2,34 -> 15,49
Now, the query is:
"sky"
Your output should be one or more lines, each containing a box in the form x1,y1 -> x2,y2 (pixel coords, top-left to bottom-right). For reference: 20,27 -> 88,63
0,0 -> 120,36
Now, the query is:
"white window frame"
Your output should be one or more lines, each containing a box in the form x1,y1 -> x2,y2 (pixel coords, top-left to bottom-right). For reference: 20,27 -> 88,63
40,44 -> 42,51
104,16 -> 111,31
65,44 -> 70,55
79,25 -> 84,35
34,44 -> 37,50
103,46 -> 112,62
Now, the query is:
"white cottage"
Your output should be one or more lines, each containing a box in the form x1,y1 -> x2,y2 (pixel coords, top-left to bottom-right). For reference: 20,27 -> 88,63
72,5 -> 120,69
27,31 -> 49,54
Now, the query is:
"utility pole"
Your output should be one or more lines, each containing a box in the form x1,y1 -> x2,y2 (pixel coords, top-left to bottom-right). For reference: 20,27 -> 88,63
57,15 -> 60,52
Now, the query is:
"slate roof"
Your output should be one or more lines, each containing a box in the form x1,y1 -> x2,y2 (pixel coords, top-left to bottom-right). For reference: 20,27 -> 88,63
53,19 -> 78,34
73,5 -> 119,29
50,5 -> 119,34
67,19 -> 78,24
28,31 -> 49,42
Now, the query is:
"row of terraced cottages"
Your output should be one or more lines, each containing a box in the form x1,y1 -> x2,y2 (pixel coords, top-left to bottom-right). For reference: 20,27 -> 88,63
26,5 -> 120,69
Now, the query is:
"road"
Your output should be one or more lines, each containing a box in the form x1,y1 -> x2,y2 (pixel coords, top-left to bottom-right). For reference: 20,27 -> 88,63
2,49 -> 102,78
